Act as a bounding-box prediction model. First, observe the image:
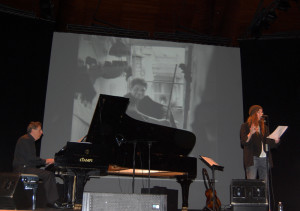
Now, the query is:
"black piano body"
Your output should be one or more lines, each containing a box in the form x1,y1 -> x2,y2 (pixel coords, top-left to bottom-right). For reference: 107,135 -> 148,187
54,94 -> 197,209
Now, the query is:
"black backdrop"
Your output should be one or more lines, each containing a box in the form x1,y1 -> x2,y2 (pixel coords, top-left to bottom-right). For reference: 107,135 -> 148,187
0,12 -> 53,171
239,38 -> 300,211
1,11 -> 299,211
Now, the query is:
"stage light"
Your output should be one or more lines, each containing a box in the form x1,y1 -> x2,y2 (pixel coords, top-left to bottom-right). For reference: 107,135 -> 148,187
265,9 -> 277,22
261,9 -> 277,29
277,0 -> 291,11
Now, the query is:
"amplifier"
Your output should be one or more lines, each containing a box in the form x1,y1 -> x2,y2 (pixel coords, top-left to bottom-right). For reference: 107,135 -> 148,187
230,179 -> 268,211
82,192 -> 167,211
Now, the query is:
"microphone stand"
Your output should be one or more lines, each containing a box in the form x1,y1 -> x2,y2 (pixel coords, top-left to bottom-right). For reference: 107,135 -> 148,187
131,140 -> 155,194
211,166 -> 216,211
264,116 -> 272,211
147,141 -> 152,194
265,143 -> 271,211
132,141 -> 137,194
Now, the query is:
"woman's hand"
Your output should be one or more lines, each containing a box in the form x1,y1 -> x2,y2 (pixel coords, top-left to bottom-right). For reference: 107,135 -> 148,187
246,124 -> 257,142
250,124 -> 258,134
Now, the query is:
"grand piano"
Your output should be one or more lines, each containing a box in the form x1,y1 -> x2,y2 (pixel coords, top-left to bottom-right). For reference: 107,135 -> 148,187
54,94 -> 197,210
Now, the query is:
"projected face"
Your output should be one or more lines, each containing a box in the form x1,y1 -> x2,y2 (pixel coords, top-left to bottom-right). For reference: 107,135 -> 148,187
130,84 -> 146,100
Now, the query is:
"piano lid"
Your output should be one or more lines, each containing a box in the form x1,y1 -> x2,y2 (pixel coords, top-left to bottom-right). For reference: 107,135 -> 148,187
86,94 -> 196,157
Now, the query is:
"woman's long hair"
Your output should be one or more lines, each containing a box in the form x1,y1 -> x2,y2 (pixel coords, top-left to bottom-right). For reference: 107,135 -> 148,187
247,113 -> 265,136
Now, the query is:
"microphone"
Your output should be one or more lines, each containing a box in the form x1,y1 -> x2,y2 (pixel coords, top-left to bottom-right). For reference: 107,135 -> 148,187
265,143 -> 269,152
262,115 -> 269,124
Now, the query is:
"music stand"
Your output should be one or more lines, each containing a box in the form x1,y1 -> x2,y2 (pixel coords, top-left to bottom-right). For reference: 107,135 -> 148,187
199,156 -> 224,211
129,140 -> 157,194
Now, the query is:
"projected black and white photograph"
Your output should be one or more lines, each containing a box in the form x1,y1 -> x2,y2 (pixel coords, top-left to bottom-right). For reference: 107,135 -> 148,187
71,35 -> 192,142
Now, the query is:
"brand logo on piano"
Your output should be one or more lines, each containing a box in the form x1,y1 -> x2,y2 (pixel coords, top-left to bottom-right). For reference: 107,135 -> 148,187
79,157 -> 93,163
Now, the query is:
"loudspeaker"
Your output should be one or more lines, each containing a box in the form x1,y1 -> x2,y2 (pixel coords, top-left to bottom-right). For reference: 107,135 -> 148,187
230,179 -> 268,211
141,186 -> 177,211
82,192 -> 167,211
0,172 -> 31,209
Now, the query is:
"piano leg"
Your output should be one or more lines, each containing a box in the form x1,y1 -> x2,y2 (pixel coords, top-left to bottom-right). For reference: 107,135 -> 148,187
177,176 -> 193,211
73,170 -> 90,209
61,175 -> 75,208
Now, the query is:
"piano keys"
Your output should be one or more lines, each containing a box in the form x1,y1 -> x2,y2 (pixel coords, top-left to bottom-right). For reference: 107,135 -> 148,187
53,94 -> 197,209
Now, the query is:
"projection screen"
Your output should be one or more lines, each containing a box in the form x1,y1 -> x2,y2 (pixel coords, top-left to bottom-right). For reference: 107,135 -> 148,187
42,32 -> 244,209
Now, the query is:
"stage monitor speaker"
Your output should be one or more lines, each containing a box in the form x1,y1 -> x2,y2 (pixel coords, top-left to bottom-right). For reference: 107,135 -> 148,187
141,186 -> 177,211
230,179 -> 268,211
82,192 -> 167,211
0,172 -> 32,209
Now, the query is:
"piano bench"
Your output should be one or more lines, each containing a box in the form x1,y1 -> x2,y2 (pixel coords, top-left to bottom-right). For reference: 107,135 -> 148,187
20,174 -> 39,210
0,172 -> 39,210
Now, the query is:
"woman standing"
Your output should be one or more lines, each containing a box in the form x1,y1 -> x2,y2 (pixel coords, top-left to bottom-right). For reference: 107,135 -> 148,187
240,105 -> 280,182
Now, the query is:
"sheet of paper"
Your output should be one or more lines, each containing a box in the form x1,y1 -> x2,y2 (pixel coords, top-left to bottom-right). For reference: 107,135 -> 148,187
267,126 -> 288,140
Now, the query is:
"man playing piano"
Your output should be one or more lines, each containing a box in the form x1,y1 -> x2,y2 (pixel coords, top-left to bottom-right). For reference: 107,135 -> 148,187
12,121 -> 65,209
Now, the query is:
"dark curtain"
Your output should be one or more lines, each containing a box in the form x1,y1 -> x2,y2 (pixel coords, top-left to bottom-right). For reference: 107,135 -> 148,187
0,11 -> 54,172
239,38 -> 300,211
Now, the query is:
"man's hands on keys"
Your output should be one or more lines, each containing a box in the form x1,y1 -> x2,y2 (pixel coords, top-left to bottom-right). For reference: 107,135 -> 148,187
46,158 -> 54,165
